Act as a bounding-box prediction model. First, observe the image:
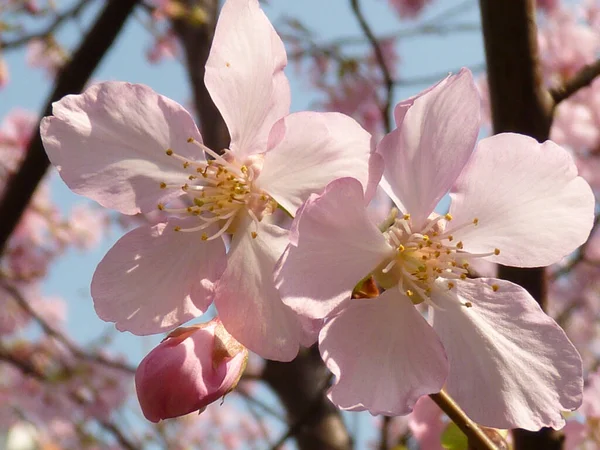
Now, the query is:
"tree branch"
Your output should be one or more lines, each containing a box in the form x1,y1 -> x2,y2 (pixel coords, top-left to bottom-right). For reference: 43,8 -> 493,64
478,1 -> 564,448
350,0 -> 394,132
430,391 -> 498,450
550,58 -> 600,106
0,0 -> 140,257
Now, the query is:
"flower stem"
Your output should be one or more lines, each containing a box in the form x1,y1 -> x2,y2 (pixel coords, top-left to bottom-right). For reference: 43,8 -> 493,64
429,390 -> 498,450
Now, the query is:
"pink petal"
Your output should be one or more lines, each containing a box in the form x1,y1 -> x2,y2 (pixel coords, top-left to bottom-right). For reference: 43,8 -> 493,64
41,82 -> 204,215
205,0 -> 290,159
214,213 -> 304,361
275,177 -> 393,319
432,278 -> 582,430
377,68 -> 480,228
258,112 -> 378,215
320,288 -> 448,415
91,218 -> 226,335
448,134 -> 595,267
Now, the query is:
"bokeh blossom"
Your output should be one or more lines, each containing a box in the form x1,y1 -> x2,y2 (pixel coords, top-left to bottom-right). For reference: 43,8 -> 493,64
275,69 -> 594,429
40,0 -> 378,361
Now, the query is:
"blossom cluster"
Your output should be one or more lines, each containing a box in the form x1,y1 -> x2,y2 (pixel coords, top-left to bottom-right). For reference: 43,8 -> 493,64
38,0 -> 596,444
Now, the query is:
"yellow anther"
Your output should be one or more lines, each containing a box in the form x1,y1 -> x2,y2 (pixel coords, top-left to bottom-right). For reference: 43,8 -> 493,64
405,289 -> 414,297
492,284 -> 499,292
166,149 -> 173,156
241,166 -> 248,174
201,233 -> 208,241
174,226 -> 181,232
445,213 -> 453,221
159,182 -> 167,189
447,282 -> 455,289
194,198 -> 205,207
417,265 -> 426,272
226,62 -> 231,67
464,301 -> 473,308
398,244 -> 405,252
187,137 -> 194,143
261,194 -> 267,201
157,203 -> 164,211
422,235 -> 430,242
462,263 -> 469,269
183,161 -> 190,169
460,273 -> 467,280
425,288 -> 432,295
188,175 -> 196,180
448,235 -> 454,241
494,248 -> 500,255
434,251 -> 441,258
251,232 -> 258,239
456,241 -> 464,249
403,214 -> 411,220
473,218 -> 479,225
182,184 -> 189,191
187,207 -> 193,213
421,255 -> 428,261
432,231 -> 439,237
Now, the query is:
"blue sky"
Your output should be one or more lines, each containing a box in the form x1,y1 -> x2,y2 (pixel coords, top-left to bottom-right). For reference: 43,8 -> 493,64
0,0 -> 484,443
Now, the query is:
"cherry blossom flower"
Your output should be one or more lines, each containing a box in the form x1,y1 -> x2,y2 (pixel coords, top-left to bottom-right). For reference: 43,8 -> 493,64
387,0 -> 432,18
275,69 -> 594,429
135,317 -> 247,422
40,0 -> 377,361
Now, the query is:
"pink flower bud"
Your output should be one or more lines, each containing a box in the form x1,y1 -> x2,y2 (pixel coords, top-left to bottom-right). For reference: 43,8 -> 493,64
135,317 -> 247,422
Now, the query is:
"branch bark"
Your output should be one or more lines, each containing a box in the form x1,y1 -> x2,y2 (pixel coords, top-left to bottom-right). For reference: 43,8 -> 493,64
263,346 -> 352,450
478,1 -> 564,448
0,0 -> 139,257
550,58 -> 600,105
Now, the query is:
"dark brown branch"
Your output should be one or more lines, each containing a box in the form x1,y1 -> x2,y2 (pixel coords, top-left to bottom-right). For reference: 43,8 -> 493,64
263,346 -> 351,450
550,58 -> 600,106
350,0 -> 394,132
478,1 -> 563,449
0,0 -> 140,257
430,391 -> 498,450
171,0 -> 230,151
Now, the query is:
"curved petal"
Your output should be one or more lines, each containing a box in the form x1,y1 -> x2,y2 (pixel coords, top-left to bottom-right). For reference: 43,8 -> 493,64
448,134 -> 595,267
377,68 -> 480,228
432,278 -> 582,430
205,0 -> 290,159
321,288 -> 448,415
258,112 -> 377,215
214,213 -> 303,361
91,218 -> 226,335
275,178 -> 393,320
41,82 -> 204,215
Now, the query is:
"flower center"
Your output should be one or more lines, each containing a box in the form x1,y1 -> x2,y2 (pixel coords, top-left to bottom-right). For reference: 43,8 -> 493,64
373,212 -> 499,305
157,138 -> 276,240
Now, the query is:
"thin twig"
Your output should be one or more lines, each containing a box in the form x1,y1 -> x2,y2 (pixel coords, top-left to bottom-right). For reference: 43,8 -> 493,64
550,58 -> 600,106
350,0 -> 394,132
1,0 -> 92,49
0,280 -> 136,374
430,390 -> 498,450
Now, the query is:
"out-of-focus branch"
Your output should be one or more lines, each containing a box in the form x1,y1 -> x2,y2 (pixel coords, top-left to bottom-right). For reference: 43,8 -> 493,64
350,0 -> 394,132
550,58 -> 600,106
430,391 -> 498,450
478,1 -> 564,449
0,0 -> 92,50
378,416 -> 392,450
0,0 -> 140,258
0,280 -> 136,374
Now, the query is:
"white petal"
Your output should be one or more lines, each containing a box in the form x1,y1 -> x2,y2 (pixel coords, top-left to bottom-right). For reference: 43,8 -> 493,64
321,288 -> 448,415
449,134 -> 595,267
432,278 -> 582,430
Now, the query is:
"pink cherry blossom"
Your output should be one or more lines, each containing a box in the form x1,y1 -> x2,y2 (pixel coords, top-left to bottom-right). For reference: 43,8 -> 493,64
135,317 -> 248,422
40,0 -> 378,361
275,68 -> 593,429
0,54 -> 8,89
387,0 -> 432,18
